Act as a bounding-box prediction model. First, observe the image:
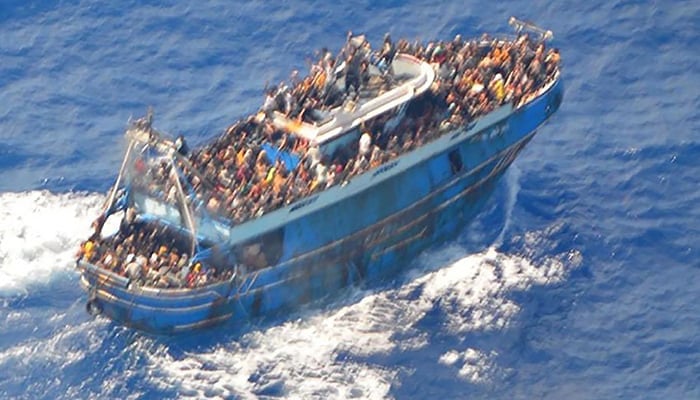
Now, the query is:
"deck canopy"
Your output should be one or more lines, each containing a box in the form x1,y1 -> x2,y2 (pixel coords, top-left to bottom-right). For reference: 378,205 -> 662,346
271,54 -> 435,146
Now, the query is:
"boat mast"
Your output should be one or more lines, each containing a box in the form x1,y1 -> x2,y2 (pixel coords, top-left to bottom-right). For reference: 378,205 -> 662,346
168,155 -> 199,257
102,139 -> 136,216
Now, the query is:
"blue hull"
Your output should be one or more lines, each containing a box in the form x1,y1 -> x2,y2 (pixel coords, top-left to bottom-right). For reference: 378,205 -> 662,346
80,76 -> 563,333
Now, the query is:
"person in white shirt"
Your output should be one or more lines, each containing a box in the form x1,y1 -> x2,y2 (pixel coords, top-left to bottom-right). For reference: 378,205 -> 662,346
359,130 -> 371,159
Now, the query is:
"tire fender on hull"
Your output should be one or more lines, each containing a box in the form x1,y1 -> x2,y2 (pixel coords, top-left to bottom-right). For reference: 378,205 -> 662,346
86,296 -> 103,316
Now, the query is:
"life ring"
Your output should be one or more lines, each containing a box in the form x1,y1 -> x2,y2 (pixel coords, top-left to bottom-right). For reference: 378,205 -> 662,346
86,298 -> 103,316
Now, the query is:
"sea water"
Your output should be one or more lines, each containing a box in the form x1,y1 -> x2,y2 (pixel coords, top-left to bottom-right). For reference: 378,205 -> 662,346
0,1 -> 698,398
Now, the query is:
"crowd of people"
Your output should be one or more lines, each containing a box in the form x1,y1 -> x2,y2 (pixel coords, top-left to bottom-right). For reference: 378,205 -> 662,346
77,221 -> 234,289
136,32 -> 560,226
79,31 -> 561,289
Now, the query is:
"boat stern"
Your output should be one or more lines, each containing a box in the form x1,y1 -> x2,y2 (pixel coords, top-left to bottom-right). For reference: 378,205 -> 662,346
77,260 -> 237,333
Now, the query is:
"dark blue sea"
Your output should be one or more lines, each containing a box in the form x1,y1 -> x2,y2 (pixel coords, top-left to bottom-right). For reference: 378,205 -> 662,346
1,1 -> 698,399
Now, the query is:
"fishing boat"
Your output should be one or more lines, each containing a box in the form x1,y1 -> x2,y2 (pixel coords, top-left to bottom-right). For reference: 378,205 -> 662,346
76,17 -> 563,333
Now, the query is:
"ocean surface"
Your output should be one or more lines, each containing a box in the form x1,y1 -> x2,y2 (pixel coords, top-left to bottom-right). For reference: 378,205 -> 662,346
1,1 -> 698,399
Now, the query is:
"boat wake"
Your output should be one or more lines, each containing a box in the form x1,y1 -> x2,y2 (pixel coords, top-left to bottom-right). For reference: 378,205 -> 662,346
144,243 -> 580,399
0,190 -> 581,399
0,191 -> 103,297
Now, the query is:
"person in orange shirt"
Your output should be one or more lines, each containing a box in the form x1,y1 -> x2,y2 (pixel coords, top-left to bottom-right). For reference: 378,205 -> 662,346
77,239 -> 97,262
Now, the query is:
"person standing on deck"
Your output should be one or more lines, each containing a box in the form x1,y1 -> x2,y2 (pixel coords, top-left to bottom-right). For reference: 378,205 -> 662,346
261,87 -> 277,118
359,127 -> 372,160
345,48 -> 362,98
377,33 -> 397,76
175,134 -> 189,156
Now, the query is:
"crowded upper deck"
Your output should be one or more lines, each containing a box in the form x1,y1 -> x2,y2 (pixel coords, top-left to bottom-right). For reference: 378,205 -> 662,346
77,29 -> 561,290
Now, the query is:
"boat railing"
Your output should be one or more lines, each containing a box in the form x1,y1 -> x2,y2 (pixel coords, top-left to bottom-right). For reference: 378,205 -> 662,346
78,260 -> 130,289
517,69 -> 561,108
236,270 -> 259,296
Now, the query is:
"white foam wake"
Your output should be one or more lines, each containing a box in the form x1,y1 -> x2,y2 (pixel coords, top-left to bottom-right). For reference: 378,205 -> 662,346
0,191 -> 104,297
0,189 -> 580,398
146,241 -> 581,399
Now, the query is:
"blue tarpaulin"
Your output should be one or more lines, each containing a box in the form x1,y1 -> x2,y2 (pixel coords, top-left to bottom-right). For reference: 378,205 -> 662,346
261,143 -> 301,171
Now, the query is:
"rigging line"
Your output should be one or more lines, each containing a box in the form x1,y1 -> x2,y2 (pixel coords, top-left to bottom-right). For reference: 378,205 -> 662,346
170,150 -> 225,201
172,156 -> 229,246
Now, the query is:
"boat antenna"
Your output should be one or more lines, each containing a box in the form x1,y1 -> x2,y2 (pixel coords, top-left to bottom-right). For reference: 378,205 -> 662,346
146,106 -> 154,125
103,107 -> 160,218
508,16 -> 554,41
